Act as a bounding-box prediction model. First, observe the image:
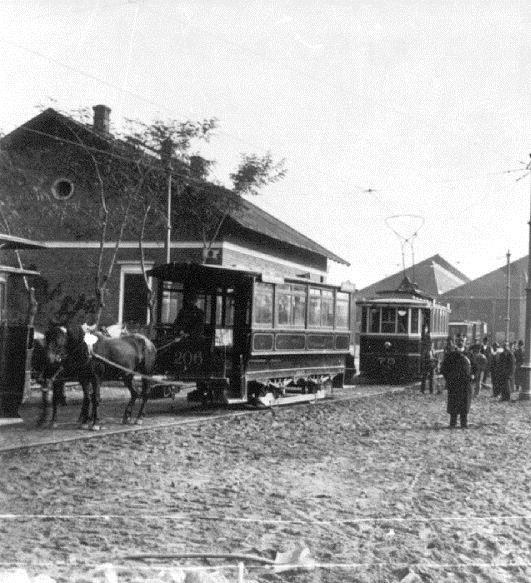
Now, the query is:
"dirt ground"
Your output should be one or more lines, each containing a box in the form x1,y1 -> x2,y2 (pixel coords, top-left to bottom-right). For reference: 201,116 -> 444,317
0,387 -> 530,583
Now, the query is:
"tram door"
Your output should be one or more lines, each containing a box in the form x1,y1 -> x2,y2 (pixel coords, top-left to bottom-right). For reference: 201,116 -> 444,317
209,284 -> 250,397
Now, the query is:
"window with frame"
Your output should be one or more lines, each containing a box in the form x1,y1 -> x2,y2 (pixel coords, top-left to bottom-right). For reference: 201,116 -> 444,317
381,307 -> 396,333
369,307 -> 380,333
335,292 -> 350,329
216,288 -> 235,327
0,281 -> 5,321
397,308 -> 408,334
160,282 -> 183,324
361,306 -> 368,333
309,288 -> 334,328
253,283 -> 273,327
276,284 -> 307,327
410,308 -> 420,334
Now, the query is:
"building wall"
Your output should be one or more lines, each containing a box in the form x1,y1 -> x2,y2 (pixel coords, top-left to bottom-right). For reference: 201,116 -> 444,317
221,243 -> 327,280
1,119 -> 334,329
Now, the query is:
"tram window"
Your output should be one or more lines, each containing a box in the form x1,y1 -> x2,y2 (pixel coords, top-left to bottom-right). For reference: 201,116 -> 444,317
225,292 -> 235,326
160,282 -> 183,324
381,307 -> 396,333
397,309 -> 408,334
309,288 -> 334,328
215,289 -> 235,327
0,282 -> 5,321
335,292 -> 350,329
410,308 -> 419,334
369,307 -> 380,333
309,289 -> 321,327
253,283 -> 273,327
361,306 -> 368,333
322,290 -> 334,327
276,284 -> 307,327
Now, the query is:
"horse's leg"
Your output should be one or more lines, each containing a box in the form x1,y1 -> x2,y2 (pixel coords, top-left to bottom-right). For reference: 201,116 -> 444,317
122,374 -> 137,424
79,380 -> 91,428
49,380 -> 64,428
36,388 -> 51,427
90,376 -> 102,431
134,378 -> 151,424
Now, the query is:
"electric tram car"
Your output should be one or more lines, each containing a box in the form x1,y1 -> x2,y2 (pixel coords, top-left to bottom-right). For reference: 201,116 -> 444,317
448,320 -> 487,346
356,277 -> 450,381
148,262 -> 353,406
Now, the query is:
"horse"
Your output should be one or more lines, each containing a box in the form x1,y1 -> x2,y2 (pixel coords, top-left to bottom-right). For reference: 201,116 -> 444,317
43,324 -> 157,430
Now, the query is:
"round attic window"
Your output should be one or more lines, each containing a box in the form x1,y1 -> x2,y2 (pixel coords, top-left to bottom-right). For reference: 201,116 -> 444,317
51,178 -> 75,200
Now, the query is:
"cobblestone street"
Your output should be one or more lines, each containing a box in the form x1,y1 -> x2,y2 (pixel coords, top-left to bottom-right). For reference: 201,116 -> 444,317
1,385 -> 530,583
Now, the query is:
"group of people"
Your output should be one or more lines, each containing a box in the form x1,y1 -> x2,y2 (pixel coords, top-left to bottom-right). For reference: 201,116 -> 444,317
420,335 -> 525,429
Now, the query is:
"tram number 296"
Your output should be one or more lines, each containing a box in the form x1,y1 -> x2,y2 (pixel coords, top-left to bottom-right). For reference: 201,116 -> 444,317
175,350 -> 204,368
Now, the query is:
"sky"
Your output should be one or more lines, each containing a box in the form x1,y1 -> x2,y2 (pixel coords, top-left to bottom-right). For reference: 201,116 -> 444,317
0,0 -> 529,288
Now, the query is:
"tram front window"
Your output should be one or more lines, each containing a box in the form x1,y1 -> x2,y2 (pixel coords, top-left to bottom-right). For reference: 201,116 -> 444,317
381,307 -> 396,334
397,309 -> 408,334
160,282 -> 183,324
369,308 -> 380,333
411,308 -> 420,334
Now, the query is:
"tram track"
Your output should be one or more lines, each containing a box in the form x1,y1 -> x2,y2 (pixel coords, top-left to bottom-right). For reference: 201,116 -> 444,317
0,383 -> 413,453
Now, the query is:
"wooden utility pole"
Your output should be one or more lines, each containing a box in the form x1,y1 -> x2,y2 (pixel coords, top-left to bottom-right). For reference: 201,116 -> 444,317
160,138 -> 173,264
505,250 -> 511,341
521,156 -> 531,401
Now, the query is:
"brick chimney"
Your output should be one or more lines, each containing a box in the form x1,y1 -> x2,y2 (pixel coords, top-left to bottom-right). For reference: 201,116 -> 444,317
92,104 -> 111,134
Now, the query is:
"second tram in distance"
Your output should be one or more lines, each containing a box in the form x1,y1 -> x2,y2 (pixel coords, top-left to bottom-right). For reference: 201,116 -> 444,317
356,277 -> 450,382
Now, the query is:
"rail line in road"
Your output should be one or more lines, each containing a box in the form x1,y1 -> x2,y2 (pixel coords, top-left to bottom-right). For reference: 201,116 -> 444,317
0,383 -> 414,453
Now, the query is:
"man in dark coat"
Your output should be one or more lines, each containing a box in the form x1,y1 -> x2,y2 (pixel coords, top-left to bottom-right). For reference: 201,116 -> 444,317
514,340 -> 525,393
173,291 -> 206,340
498,342 -> 516,402
490,342 -> 502,397
470,343 -> 488,397
440,339 -> 472,428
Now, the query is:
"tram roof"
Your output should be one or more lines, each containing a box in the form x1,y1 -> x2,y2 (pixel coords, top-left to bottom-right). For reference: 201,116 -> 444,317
0,233 -> 47,250
0,265 -> 41,276
148,262 -> 347,290
356,297 -> 451,310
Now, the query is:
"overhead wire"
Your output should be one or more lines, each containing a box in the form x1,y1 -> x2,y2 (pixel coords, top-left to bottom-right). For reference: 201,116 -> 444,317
6,0 -> 135,24
0,16 -> 521,208
1,5 -> 525,226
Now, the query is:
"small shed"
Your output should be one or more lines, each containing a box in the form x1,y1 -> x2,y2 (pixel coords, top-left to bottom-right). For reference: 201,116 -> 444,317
0,234 -> 45,423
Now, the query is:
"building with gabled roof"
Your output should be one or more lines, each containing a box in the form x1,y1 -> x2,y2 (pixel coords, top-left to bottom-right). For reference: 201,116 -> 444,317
357,254 -> 469,300
0,105 -> 348,328
440,255 -> 527,342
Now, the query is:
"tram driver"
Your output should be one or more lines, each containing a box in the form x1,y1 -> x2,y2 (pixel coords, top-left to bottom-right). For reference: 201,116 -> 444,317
173,290 -> 206,341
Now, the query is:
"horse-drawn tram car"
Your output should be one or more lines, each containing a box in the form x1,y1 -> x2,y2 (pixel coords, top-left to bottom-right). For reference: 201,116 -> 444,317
149,262 -> 353,406
356,277 -> 450,382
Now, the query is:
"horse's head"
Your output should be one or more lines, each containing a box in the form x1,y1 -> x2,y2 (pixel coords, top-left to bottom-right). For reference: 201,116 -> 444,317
45,325 -> 69,366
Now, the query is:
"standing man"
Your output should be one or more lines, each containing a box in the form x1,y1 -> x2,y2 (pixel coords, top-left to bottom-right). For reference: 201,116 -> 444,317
498,341 -> 516,402
490,342 -> 501,398
470,343 -> 488,397
514,340 -> 525,394
440,338 -> 472,428
420,341 -> 436,394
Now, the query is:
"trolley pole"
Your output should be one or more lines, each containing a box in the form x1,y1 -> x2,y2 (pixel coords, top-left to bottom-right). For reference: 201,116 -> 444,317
520,155 -> 531,401
505,250 -> 511,342
160,138 -> 173,264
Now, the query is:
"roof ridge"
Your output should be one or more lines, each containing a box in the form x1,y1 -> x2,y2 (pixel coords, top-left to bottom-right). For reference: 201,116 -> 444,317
2,108 -> 349,266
